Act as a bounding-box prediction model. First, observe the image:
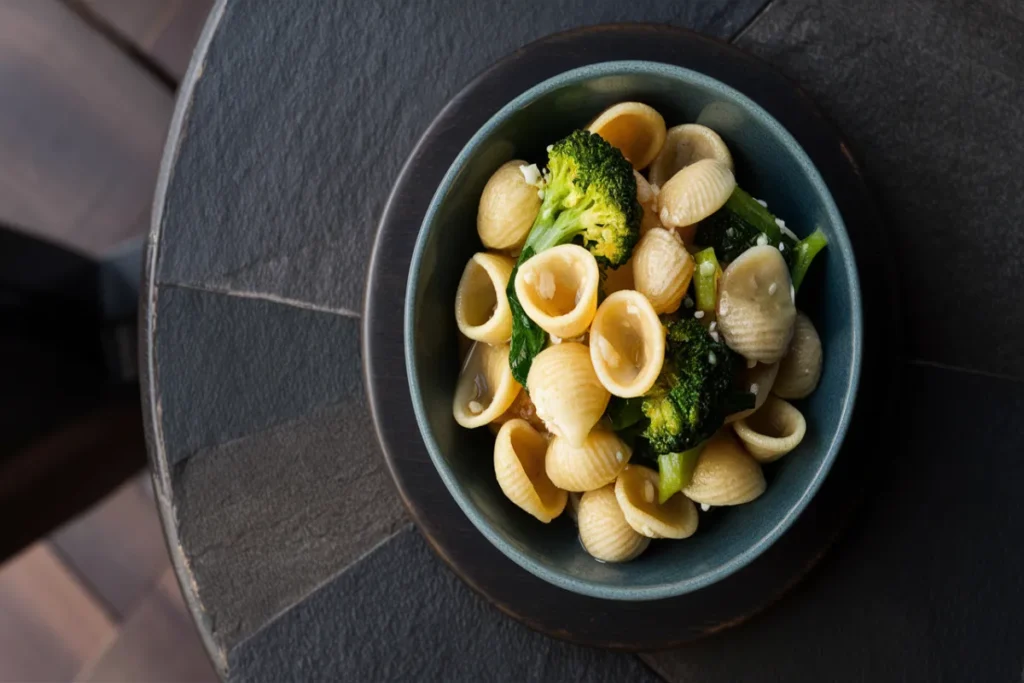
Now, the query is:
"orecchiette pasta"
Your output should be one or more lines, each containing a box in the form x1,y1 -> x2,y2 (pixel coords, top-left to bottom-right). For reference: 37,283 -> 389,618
494,419 -> 567,522
545,428 -> 630,492
683,431 -> 766,506
658,159 -> 736,228
648,124 -> 734,187
477,160 -> 542,250
614,465 -> 698,539
733,396 -> 806,462
577,484 -> 650,562
634,170 -> 662,234
716,245 -> 796,364
726,361 -> 779,424
632,227 -> 694,314
527,342 -> 610,447
587,102 -> 666,170
453,341 -> 521,429
514,244 -> 599,338
455,252 -> 515,344
772,311 -> 823,399
589,291 -> 665,398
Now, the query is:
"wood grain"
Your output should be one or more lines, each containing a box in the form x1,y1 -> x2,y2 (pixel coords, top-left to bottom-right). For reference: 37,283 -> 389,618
0,543 -> 117,682
77,0 -> 214,81
0,0 -> 173,256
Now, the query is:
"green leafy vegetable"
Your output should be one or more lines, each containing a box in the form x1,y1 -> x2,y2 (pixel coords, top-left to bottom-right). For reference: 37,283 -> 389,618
789,228 -> 829,292
692,247 -> 721,314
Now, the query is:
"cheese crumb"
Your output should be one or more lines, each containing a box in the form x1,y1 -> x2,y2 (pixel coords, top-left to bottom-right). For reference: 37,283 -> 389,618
701,503 -> 711,512
708,351 -> 717,365
468,400 -> 483,414
750,383 -> 760,395
779,242 -> 786,252
699,261 -> 716,277
519,163 -> 542,187
768,282 -> 778,295
538,271 -> 556,299
756,233 -> 769,247
643,480 -> 655,504
755,198 -> 767,208
710,330 -> 720,342
615,451 -> 624,463
550,334 -> 562,344
694,310 -> 705,319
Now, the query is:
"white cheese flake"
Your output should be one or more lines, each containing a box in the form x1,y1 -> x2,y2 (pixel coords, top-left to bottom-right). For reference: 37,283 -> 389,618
756,233 -> 769,247
755,198 -> 767,207
694,310 -> 705,319
701,503 -> 711,512
750,383 -> 760,395
468,400 -> 484,414
768,282 -> 778,295
699,261 -> 716,277
708,350 -> 717,365
519,163 -> 542,187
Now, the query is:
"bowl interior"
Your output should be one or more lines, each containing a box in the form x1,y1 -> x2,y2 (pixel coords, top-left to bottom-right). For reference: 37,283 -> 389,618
405,61 -> 861,600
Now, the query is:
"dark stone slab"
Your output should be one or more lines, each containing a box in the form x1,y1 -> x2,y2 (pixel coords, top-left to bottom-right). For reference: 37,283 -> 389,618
644,363 -> 1024,682
155,0 -> 767,313
736,0 -> 1024,379
174,401 -> 408,651
228,526 -> 660,683
154,286 -> 362,465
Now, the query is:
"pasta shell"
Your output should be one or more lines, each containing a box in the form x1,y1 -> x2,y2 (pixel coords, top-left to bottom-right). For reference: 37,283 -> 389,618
546,429 -> 630,492
527,342 -> 610,447
494,419 -> 566,523
632,227 -> 695,314
614,465 -> 698,539
773,311 -> 823,399
658,159 -> 736,228
455,252 -> 515,344
589,291 -> 665,398
452,342 -> 521,429
716,245 -> 796,363
514,244 -> 599,338
648,124 -> 734,187
725,361 -> 780,424
577,485 -> 650,562
634,170 -> 662,234
683,430 -> 766,506
734,396 -> 807,463
477,160 -> 542,250
587,102 -> 667,170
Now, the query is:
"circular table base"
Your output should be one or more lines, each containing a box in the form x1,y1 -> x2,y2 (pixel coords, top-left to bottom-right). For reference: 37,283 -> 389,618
364,24 -> 898,649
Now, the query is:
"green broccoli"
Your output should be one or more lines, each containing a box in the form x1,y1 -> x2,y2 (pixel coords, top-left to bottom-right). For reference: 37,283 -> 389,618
507,130 -> 642,383
642,318 -> 753,454
696,187 -> 796,264
520,129 -> 642,268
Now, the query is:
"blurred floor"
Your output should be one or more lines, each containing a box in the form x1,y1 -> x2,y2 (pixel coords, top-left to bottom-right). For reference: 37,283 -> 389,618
0,473 -> 218,682
1,1 -> 216,681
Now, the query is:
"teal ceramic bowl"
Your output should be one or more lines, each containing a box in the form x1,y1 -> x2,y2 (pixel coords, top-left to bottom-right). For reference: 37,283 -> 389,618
405,61 -> 862,601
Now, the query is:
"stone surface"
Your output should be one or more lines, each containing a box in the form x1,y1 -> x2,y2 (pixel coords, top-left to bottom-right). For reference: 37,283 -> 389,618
644,363 -> 1024,682
173,399 -> 407,651
154,285 -> 362,465
736,0 -> 1024,379
155,0 -> 767,313
228,526 -> 659,683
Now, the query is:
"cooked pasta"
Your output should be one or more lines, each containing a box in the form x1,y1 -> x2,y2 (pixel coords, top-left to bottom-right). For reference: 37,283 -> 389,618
589,291 -> 665,398
577,485 -> 650,562
733,396 -> 807,462
451,107 -> 831,563
658,159 -> 736,228
514,244 -> 599,338
716,245 -> 796,364
545,428 -> 630,492
587,102 -> 666,170
632,227 -> 694,314
454,252 -> 515,344
452,342 -> 521,429
526,342 -> 609,447
494,419 -> 567,522
773,312 -> 823,399
648,124 -> 734,187
477,160 -> 542,250
614,465 -> 698,539
683,431 -> 766,506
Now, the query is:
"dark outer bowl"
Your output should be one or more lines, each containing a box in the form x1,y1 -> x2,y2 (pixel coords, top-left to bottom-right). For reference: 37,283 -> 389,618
364,23 -> 898,648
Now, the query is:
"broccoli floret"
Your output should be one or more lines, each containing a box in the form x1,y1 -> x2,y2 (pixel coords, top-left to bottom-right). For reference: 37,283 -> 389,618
696,187 -> 797,265
642,318 -> 753,453
521,130 -> 641,267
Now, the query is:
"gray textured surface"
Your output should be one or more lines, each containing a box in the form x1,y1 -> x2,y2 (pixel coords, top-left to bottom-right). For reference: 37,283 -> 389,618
154,286 -> 362,465
155,0 -> 766,314
736,0 -> 1024,379
174,401 -> 407,651
228,526 -> 660,683
644,363 -> 1024,682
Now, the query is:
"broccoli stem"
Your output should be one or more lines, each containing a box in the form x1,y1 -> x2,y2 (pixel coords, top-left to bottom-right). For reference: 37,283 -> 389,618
790,228 -> 828,292
520,197 -> 580,258
693,248 -> 721,313
657,443 -> 704,503
725,187 -> 784,242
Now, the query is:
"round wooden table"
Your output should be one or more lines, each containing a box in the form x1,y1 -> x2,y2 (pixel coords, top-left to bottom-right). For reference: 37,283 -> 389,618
143,0 -> 1024,681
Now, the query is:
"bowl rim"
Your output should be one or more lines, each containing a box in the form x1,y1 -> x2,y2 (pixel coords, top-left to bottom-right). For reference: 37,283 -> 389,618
404,59 -> 863,601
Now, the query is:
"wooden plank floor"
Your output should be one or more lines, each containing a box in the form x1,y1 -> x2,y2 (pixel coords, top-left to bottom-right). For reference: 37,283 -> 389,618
0,0 -> 216,680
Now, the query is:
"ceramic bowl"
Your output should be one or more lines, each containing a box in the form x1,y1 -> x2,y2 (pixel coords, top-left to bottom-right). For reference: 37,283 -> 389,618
405,61 -> 861,600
